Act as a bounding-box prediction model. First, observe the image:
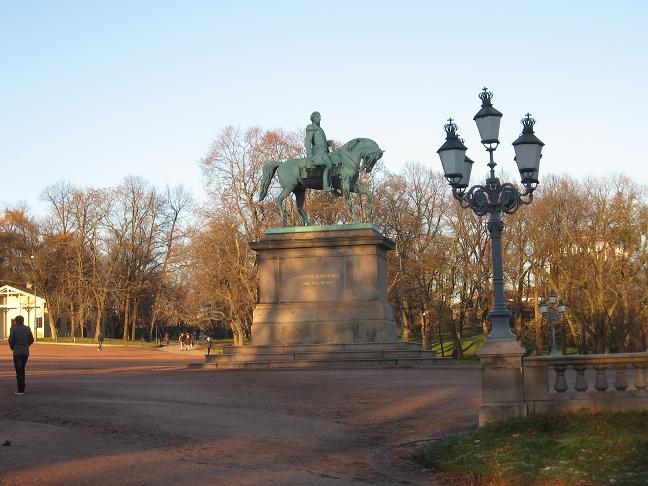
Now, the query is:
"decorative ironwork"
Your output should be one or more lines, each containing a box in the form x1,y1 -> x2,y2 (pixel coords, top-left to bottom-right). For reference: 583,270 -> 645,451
453,179 -> 534,216
479,87 -> 493,104
444,117 -> 458,135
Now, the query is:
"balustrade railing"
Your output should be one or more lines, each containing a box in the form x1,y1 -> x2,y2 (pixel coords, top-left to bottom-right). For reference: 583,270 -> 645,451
523,353 -> 648,414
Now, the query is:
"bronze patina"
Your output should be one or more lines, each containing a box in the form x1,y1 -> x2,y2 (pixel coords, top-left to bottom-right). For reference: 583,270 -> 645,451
259,113 -> 384,226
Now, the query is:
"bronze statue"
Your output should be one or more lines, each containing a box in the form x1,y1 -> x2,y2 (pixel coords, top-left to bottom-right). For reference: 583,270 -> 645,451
259,133 -> 384,226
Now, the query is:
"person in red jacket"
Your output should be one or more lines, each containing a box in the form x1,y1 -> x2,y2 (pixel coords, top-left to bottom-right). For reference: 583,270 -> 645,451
8,315 -> 34,395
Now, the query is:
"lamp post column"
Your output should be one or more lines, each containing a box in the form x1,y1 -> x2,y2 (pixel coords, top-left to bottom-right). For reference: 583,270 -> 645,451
478,209 -> 526,426
396,244 -> 408,342
487,212 -> 515,340
33,289 -> 37,340
550,315 -> 558,355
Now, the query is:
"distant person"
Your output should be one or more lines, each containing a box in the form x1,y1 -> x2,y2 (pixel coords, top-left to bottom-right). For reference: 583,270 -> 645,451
184,333 -> 191,351
206,337 -> 212,356
8,315 -> 34,395
97,333 -> 105,351
179,333 -> 184,351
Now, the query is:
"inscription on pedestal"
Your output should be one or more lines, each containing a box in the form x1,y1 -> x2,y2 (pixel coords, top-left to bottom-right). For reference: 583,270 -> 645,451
294,273 -> 340,286
280,258 -> 344,302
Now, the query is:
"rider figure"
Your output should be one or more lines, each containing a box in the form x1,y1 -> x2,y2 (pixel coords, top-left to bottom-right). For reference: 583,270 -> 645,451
305,111 -> 334,192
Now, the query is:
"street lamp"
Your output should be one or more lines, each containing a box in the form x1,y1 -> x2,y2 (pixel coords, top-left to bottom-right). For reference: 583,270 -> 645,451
437,88 -> 544,343
539,290 -> 566,355
395,243 -> 408,342
29,254 -> 38,341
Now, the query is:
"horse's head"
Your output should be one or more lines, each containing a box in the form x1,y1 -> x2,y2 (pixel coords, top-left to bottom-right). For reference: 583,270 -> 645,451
359,139 -> 384,173
340,138 -> 385,173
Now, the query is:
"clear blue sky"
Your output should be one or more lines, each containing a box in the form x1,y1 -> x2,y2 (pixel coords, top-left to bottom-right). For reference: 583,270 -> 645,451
2,1 -> 647,214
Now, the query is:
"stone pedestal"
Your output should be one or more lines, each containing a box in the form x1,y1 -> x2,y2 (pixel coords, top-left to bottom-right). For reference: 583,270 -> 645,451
477,339 -> 527,426
250,224 -> 397,346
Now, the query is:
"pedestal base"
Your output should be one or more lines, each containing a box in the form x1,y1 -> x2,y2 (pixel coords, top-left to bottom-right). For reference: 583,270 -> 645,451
477,339 -> 527,426
250,224 -> 397,346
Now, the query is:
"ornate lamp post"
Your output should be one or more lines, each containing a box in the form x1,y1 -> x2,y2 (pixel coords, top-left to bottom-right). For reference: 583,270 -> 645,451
539,290 -> 566,355
437,88 -> 544,344
28,254 -> 38,341
394,243 -> 408,342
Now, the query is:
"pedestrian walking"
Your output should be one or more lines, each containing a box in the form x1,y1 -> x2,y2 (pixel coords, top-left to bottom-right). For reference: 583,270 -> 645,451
179,333 -> 184,351
8,315 -> 34,395
97,333 -> 105,351
206,336 -> 212,356
184,333 -> 191,351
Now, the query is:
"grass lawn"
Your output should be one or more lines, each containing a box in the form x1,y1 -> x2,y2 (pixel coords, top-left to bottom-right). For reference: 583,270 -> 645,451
414,412 -> 648,485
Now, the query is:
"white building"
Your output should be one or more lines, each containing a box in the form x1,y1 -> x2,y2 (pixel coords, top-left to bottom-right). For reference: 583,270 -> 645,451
0,285 -> 47,339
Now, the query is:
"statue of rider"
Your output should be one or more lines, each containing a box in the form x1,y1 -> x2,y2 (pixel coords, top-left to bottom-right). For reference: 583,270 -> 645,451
305,111 -> 334,192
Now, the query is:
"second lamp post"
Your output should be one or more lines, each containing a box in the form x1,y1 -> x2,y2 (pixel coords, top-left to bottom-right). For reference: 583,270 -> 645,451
437,88 -> 545,343
540,290 -> 566,355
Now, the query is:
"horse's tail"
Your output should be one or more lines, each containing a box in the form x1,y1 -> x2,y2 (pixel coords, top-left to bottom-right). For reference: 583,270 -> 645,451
259,159 -> 281,201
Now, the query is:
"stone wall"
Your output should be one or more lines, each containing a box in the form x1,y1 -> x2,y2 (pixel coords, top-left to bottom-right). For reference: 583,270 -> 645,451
479,348 -> 648,425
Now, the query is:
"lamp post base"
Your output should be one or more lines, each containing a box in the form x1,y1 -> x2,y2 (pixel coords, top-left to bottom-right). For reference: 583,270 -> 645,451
477,338 -> 527,426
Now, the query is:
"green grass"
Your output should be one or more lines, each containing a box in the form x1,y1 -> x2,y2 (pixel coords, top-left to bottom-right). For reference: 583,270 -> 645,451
431,333 -> 484,360
414,412 -> 648,485
404,329 -> 484,361
38,337 -> 160,347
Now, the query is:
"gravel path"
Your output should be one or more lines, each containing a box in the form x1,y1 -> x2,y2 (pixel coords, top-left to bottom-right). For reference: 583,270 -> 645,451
0,343 -> 480,485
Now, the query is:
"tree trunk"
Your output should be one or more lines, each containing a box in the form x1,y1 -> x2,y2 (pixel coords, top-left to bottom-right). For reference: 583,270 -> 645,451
69,301 -> 76,340
94,304 -> 103,340
149,298 -> 159,341
401,300 -> 409,342
122,298 -> 130,341
46,299 -> 59,339
130,298 -> 138,341
452,307 -> 464,359
402,295 -> 411,342
232,321 -> 245,346
437,315 -> 445,357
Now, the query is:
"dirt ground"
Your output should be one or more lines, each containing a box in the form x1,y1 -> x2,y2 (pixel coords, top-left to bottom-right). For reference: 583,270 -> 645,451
0,343 -> 480,485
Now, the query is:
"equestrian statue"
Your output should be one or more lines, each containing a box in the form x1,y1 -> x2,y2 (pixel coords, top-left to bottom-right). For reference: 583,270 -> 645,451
259,111 -> 384,226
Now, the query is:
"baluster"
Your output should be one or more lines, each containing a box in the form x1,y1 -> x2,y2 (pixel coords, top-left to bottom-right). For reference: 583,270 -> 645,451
635,363 -> 647,391
573,364 -> 588,392
554,365 -> 568,393
594,364 -> 608,391
614,365 -> 628,391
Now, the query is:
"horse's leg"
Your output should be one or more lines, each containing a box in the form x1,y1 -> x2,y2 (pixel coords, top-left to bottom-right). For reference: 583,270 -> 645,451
274,186 -> 293,227
353,182 -> 373,219
342,177 -> 359,224
294,187 -> 310,226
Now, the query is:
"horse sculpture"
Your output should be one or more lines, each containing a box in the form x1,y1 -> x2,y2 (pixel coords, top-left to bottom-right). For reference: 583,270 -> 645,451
258,138 -> 384,226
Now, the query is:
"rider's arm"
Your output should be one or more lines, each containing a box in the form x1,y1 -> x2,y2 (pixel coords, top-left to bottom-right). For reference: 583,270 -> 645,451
304,126 -> 314,156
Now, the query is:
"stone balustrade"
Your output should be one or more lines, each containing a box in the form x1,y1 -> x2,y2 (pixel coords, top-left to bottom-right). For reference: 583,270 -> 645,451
523,353 -> 648,415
